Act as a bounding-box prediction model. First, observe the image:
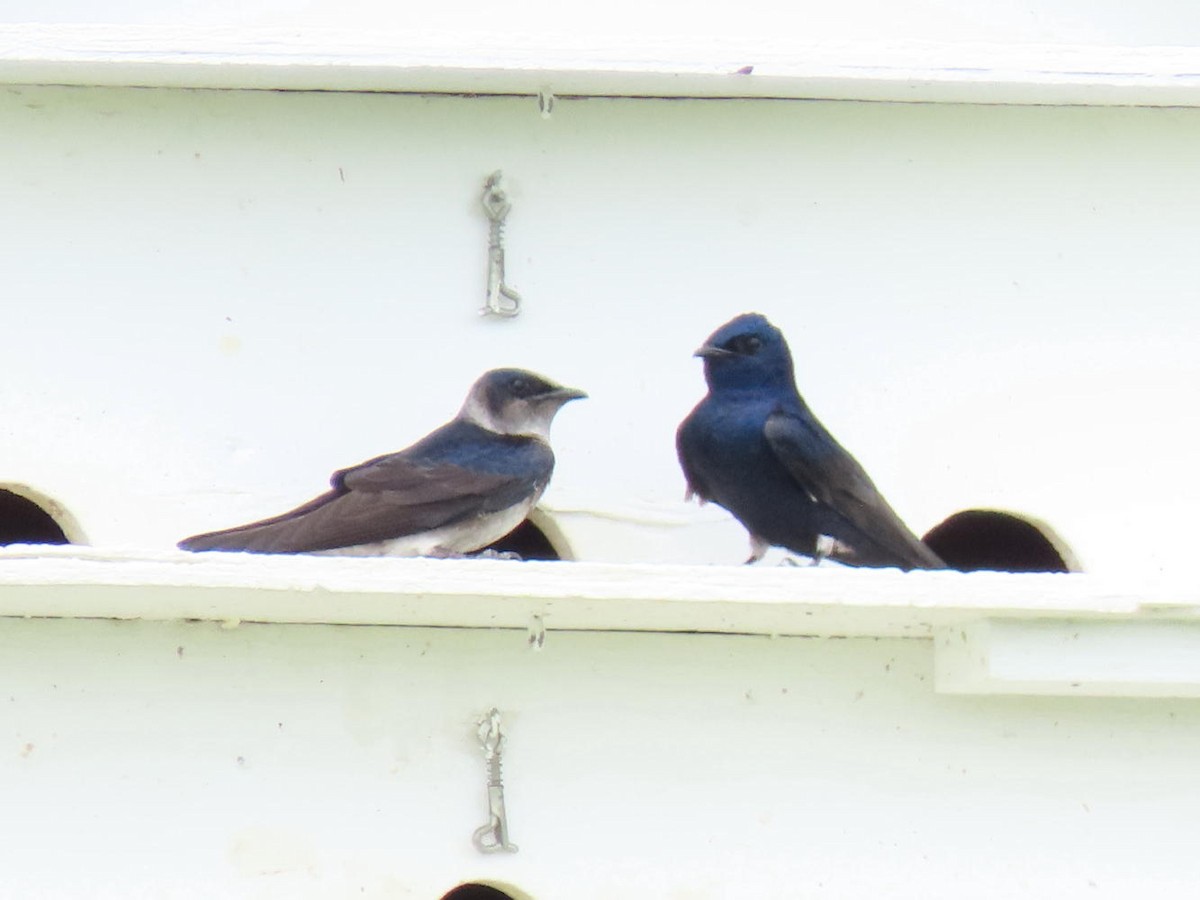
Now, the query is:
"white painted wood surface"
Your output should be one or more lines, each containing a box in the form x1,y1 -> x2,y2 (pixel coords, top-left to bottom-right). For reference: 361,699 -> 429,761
0,546 -> 1192,633
3,547 -> 1199,696
3,547 -> 1200,898
3,83 -> 1198,574
4,608 -> 1200,897
5,25 -> 1200,106
3,10 -> 1199,896
936,619 -> 1200,697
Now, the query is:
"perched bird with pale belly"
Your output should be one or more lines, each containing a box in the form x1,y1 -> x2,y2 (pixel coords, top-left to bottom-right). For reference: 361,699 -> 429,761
179,368 -> 586,557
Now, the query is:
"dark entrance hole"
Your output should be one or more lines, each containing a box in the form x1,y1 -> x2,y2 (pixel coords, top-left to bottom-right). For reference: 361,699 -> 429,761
440,885 -> 516,900
484,518 -> 561,561
0,489 -> 70,546
923,509 -> 1076,573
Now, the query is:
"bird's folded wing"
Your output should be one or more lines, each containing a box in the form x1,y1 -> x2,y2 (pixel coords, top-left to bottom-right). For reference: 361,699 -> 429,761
180,457 -> 545,553
763,410 -> 942,567
674,420 -> 709,503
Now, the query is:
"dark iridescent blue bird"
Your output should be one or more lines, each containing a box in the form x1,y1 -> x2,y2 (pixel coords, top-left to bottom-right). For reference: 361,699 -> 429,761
179,368 -> 585,556
676,313 -> 944,570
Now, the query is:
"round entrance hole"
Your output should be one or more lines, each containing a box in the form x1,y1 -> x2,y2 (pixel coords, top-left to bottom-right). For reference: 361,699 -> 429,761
440,883 -> 527,900
0,487 -> 76,546
923,509 -> 1078,573
482,509 -> 573,561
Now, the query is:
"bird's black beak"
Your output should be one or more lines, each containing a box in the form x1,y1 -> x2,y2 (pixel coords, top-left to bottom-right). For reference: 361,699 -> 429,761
694,344 -> 734,360
539,386 -> 588,403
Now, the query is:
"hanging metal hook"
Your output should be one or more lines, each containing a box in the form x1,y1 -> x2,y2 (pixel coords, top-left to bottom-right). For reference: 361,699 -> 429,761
471,708 -> 518,853
481,171 -> 522,318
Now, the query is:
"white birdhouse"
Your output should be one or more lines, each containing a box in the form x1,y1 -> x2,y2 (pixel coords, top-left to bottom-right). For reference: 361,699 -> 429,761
1,4 -> 1199,896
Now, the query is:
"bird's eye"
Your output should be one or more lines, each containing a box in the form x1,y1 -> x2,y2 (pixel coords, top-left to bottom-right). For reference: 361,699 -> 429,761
729,334 -> 763,355
510,377 -> 528,394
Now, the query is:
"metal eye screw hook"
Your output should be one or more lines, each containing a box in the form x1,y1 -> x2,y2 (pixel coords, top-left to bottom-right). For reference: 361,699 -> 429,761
472,707 -> 518,853
481,171 -> 522,318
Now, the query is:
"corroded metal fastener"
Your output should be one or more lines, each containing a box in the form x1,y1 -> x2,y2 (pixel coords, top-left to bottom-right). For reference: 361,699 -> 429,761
481,171 -> 522,318
472,707 -> 518,853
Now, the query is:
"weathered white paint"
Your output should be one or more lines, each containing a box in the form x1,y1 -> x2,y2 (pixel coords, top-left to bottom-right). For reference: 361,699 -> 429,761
936,619 -> 1200,697
2,14 -> 1197,898
3,547 -> 1200,696
2,83 -> 1198,574
3,612 -> 1200,898
0,546 -> 1195,633
5,26 -> 1200,106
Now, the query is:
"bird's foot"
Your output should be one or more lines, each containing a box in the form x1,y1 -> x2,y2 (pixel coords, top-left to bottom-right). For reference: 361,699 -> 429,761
811,535 -> 836,567
471,548 -> 525,561
424,547 -> 524,561
743,534 -> 771,565
424,547 -> 465,560
777,553 -> 832,567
